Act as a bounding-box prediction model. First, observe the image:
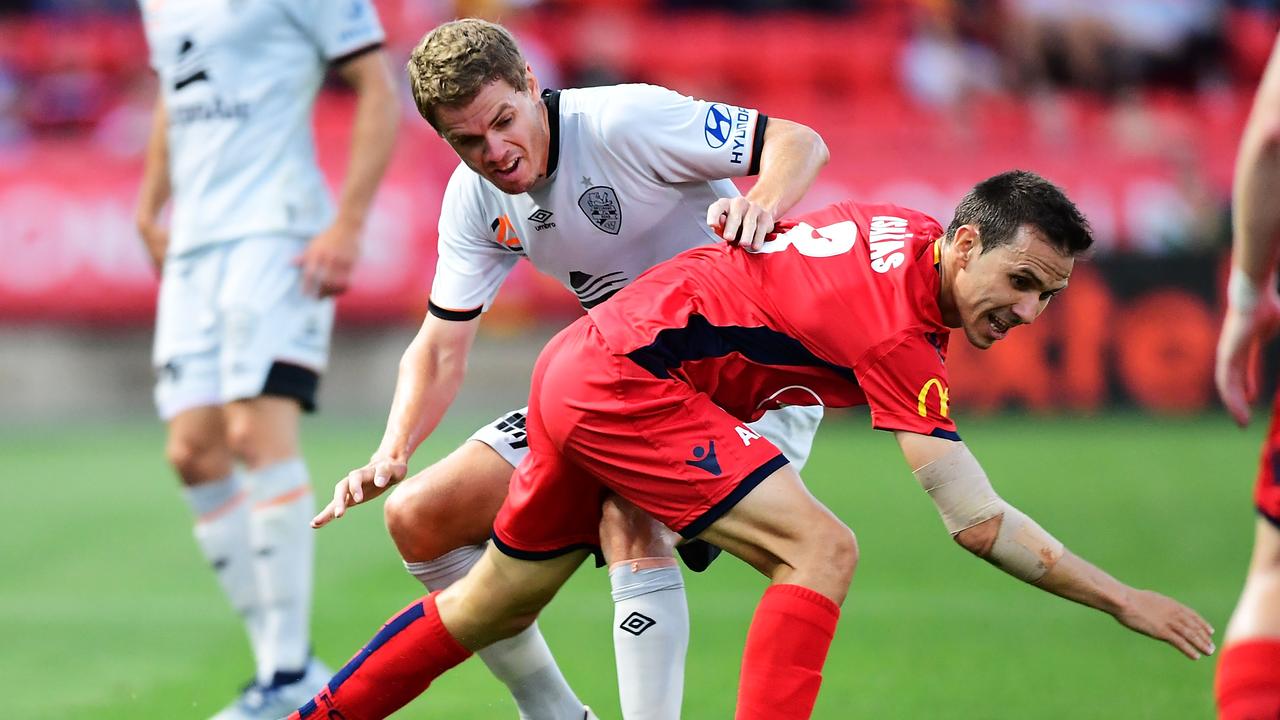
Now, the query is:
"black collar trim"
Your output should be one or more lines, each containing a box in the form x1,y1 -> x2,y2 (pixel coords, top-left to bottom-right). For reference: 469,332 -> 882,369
541,89 -> 561,179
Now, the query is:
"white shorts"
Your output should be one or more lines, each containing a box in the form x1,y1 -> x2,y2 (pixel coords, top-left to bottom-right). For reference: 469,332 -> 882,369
469,404 -> 824,471
152,235 -> 333,421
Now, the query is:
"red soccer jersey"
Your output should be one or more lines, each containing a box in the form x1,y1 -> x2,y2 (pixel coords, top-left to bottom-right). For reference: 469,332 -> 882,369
589,200 -> 958,439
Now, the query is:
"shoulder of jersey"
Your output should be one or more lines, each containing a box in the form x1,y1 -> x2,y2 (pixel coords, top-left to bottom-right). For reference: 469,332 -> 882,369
561,84 -> 683,131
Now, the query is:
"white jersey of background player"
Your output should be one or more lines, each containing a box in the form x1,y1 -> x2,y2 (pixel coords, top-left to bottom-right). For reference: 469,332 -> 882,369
309,19 -> 828,720
135,0 -> 397,718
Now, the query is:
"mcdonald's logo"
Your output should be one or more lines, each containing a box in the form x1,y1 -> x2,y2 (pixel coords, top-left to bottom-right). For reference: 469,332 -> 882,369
917,377 -> 949,418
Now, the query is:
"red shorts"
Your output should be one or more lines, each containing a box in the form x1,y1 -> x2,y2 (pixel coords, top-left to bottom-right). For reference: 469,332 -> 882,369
1256,390 -> 1280,528
491,317 -> 789,561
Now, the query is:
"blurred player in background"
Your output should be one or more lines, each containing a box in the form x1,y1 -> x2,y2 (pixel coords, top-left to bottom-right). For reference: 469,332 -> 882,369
133,1 -> 397,717
1214,33 -> 1280,720
293,171 -> 1215,720
312,18 -> 827,720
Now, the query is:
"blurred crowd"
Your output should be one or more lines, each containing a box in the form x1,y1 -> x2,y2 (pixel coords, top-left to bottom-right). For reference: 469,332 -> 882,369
1,0 -> 1276,252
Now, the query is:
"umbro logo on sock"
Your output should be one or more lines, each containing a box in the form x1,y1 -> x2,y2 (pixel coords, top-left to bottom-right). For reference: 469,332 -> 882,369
685,441 -> 720,475
619,612 -> 657,636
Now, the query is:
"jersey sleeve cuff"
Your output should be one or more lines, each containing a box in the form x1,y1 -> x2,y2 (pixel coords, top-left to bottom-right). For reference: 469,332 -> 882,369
427,300 -> 483,321
329,41 -> 384,68
748,114 -> 768,176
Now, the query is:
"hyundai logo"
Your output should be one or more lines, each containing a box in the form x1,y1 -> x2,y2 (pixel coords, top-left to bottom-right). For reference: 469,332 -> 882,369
704,104 -> 733,148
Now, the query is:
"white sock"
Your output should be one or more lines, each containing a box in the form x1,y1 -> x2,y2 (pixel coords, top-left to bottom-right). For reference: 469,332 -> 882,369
245,458 -> 314,684
406,544 -> 585,720
610,558 -> 688,720
184,475 -> 267,680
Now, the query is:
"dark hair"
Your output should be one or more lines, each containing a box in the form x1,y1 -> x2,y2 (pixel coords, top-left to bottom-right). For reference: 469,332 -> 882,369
946,170 -> 1093,256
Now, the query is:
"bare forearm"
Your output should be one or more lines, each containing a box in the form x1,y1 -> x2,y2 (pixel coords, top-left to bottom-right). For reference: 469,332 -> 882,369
745,119 -> 828,218
333,64 -> 398,231
377,337 -> 468,461
1031,549 -> 1129,616
137,101 -> 170,221
1234,36 -> 1280,283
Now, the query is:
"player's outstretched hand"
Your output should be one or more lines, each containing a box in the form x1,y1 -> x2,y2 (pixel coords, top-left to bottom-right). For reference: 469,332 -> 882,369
296,220 -> 361,298
707,197 -> 776,251
1216,289 -> 1280,427
312,456 -> 408,528
1112,589 -> 1215,660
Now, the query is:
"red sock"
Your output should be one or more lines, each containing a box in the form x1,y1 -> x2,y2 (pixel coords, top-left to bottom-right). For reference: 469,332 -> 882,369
1217,639 -> 1280,720
288,593 -> 472,720
736,583 -> 841,720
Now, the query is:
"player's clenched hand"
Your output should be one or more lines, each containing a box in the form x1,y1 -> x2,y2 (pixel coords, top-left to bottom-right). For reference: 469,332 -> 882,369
296,220 -> 361,298
707,197 -> 777,251
312,456 -> 408,528
1113,589 -> 1215,660
1216,290 -> 1280,427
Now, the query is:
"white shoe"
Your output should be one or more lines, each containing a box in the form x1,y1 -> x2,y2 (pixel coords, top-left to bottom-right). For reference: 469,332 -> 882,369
584,706 -> 600,720
209,658 -> 332,720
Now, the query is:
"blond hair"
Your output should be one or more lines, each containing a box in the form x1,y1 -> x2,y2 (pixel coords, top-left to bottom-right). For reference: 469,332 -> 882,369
407,19 -> 528,130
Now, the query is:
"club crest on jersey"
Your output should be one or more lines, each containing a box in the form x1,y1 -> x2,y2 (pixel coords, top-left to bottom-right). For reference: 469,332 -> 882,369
578,186 -> 622,235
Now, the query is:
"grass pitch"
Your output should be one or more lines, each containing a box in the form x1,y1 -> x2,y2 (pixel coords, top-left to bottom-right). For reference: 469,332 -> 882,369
2,412 -> 1258,719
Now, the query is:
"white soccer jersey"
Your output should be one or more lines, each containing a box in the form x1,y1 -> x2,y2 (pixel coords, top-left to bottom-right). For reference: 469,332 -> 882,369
140,0 -> 384,256
429,84 -> 768,316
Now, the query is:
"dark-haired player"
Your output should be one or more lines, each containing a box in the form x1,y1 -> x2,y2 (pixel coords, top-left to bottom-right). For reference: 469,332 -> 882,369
296,171 -> 1213,720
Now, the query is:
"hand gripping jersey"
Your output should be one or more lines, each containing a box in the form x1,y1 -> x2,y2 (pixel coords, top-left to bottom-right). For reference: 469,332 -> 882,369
591,200 -> 959,440
140,0 -> 385,255
428,84 -> 768,317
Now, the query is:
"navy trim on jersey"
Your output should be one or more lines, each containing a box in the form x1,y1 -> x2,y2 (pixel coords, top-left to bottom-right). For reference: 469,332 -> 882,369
318,598 -> 426,704
428,300 -> 483,322
262,361 -> 319,413
329,41 -> 384,68
748,114 -> 768,176
491,532 -> 605,567
624,313 -> 857,384
541,89 -> 561,179
679,453 -> 789,539
1260,507 -> 1280,532
929,427 -> 962,441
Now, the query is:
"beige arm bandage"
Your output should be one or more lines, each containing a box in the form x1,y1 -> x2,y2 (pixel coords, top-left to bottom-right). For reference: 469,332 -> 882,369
912,444 -> 1064,582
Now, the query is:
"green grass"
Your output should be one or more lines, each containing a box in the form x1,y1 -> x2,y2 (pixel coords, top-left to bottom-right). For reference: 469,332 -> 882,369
0,412 -> 1261,719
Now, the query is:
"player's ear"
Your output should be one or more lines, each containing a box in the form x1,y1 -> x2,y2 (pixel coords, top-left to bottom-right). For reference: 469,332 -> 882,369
954,225 -> 979,268
525,64 -> 539,95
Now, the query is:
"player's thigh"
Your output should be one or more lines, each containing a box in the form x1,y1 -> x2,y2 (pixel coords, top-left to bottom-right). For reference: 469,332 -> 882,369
216,235 -> 332,420
165,405 -> 233,484
385,439 -> 517,561
696,464 -> 857,603
439,545 -> 590,648
223,395 -> 302,468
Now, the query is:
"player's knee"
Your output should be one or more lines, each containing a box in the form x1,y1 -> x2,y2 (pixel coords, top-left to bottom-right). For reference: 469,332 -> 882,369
385,465 -> 492,562
822,521 -> 859,585
795,516 -> 858,589
166,432 -> 229,485
383,480 -> 437,559
600,494 -> 676,562
224,415 -> 269,467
